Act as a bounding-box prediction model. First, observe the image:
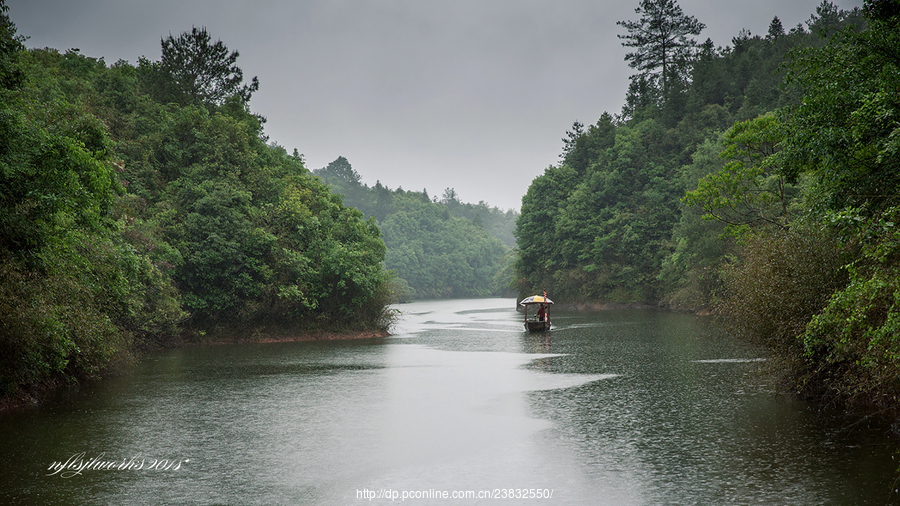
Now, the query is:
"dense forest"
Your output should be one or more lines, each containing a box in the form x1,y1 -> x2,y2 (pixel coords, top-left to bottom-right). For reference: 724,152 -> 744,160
313,157 -> 517,299
3,0 -> 898,416
515,0 -> 900,409
0,6 -> 394,400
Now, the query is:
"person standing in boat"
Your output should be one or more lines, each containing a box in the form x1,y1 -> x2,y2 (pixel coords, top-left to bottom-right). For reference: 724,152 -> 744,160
537,303 -> 546,322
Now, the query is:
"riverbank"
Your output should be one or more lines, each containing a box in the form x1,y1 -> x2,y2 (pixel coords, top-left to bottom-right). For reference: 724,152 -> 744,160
180,328 -> 391,346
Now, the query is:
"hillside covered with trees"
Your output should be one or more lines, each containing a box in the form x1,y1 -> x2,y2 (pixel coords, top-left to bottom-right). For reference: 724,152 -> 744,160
0,6 -> 393,401
313,157 -> 518,300
515,0 -> 900,409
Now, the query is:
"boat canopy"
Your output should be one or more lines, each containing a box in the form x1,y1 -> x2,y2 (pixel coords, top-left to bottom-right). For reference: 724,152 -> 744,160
519,295 -> 553,305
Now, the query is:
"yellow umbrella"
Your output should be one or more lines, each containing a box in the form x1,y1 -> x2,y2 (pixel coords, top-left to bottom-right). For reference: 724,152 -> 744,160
519,295 -> 553,305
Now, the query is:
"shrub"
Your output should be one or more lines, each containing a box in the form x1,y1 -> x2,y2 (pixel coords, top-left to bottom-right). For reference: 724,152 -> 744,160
0,257 -> 123,397
802,209 -> 900,406
716,226 -> 849,366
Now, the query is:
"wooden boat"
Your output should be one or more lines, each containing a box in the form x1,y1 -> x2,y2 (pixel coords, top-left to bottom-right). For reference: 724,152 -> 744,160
520,295 -> 553,332
525,319 -> 551,332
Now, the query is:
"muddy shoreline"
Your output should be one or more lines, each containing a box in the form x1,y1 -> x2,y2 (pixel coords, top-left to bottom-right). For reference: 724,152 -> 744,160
188,328 -> 391,345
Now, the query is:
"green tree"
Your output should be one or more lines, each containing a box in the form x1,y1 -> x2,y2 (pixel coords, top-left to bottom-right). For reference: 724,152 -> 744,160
0,0 -> 23,90
157,26 -> 259,107
312,156 -> 370,213
0,9 -> 399,402
781,1 -> 899,217
767,16 -> 785,40
309,158 -> 518,295
266,170 -> 390,325
802,209 -> 900,406
0,83 -> 117,260
683,114 -> 800,235
560,114 -> 617,175
617,0 -> 705,103
314,156 -> 361,186
380,194 -> 507,299
0,18 -> 185,396
776,0 -> 900,407
659,136 -> 731,308
514,164 -> 579,295
516,1 -> 862,309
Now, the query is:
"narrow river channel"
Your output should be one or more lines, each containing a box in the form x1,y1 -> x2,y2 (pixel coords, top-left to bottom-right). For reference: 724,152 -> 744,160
1,298 -> 898,504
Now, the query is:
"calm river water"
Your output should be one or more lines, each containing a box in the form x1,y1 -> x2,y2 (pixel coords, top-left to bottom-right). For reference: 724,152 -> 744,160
2,298 -> 899,505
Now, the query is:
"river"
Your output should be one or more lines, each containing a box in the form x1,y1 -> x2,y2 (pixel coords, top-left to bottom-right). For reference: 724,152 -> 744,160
1,298 -> 898,504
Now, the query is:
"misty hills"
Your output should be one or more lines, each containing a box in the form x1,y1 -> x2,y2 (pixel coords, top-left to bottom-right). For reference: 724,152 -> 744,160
314,156 -> 518,299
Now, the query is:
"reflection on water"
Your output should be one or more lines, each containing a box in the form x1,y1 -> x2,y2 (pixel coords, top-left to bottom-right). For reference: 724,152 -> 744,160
1,298 -> 898,504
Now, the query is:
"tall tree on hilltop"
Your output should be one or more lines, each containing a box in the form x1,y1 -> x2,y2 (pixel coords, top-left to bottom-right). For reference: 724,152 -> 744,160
0,0 -> 24,91
767,16 -> 785,40
314,156 -> 361,186
157,26 -> 259,107
617,0 -> 705,108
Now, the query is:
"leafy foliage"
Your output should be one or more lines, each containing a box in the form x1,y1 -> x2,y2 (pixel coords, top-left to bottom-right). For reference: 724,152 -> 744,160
380,195 -> 508,299
516,1 -> 863,308
0,0 -> 23,90
518,0 -> 900,411
154,26 -> 259,107
0,17 -> 185,395
773,1 -> 900,407
0,17 -> 392,400
517,117 -> 682,302
780,2 -> 900,217
313,158 -> 517,299
683,114 -> 800,234
802,209 -> 900,406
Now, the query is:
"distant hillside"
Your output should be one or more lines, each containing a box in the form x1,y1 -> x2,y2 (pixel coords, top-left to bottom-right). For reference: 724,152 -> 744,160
314,157 -> 518,299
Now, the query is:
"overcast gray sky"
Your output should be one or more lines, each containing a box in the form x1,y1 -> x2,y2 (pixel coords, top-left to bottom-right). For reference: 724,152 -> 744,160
8,0 -> 862,211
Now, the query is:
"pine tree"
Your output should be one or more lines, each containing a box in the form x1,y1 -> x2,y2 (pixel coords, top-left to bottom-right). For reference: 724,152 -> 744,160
617,0 -> 705,106
157,26 -> 259,106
